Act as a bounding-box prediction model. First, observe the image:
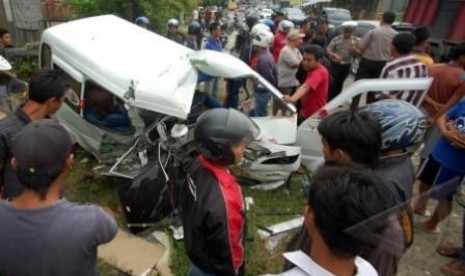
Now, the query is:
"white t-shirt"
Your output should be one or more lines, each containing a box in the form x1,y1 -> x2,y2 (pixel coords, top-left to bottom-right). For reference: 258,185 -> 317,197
263,250 -> 378,276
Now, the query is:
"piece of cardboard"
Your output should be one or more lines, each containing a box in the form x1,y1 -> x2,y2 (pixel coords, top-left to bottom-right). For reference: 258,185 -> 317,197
98,229 -> 166,276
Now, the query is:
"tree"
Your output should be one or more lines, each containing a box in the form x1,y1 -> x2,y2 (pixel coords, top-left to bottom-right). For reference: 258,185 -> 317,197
65,0 -> 199,33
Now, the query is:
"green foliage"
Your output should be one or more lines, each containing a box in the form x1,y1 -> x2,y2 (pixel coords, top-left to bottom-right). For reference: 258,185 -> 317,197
12,59 -> 38,80
65,0 -> 199,33
200,0 -> 226,7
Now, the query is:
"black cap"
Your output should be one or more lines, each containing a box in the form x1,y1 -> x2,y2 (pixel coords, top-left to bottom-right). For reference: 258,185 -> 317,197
12,119 -> 73,175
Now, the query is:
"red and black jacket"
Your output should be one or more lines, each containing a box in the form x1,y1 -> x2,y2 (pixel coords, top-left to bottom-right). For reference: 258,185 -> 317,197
183,156 -> 245,276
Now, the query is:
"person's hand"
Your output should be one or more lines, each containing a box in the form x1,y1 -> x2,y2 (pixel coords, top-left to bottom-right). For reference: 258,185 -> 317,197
426,117 -> 435,128
433,103 -> 445,111
330,53 -> 343,63
282,95 -> 293,103
443,129 -> 465,149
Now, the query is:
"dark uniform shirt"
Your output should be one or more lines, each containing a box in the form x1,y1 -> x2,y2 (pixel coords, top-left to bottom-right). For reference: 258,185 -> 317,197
0,106 -> 31,198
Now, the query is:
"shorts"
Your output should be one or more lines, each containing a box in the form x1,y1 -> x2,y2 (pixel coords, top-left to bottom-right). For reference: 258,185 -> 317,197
417,155 -> 441,185
419,156 -> 464,201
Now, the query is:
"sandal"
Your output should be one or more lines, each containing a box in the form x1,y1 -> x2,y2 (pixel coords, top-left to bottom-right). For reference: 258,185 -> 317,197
437,243 -> 462,258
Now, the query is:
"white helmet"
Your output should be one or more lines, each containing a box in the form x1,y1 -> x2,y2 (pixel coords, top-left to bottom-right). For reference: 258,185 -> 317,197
278,20 -> 294,33
167,18 -> 179,28
250,23 -> 271,36
252,30 -> 274,48
0,55 -> 11,71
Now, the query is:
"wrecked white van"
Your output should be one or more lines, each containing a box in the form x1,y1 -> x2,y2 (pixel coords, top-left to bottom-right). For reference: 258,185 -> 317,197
39,15 -> 301,184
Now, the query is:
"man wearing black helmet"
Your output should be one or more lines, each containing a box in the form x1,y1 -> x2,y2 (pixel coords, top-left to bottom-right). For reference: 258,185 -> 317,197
185,21 -> 203,50
183,108 -> 259,276
166,18 -> 185,45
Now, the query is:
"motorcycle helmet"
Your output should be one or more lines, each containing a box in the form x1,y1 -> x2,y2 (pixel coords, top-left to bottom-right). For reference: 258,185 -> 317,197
195,108 -> 260,165
167,18 -> 180,28
361,99 -> 427,151
135,16 -> 149,27
262,19 -> 274,29
252,29 -> 274,48
250,23 -> 271,36
188,21 -> 202,35
278,20 -> 294,33
245,14 -> 259,29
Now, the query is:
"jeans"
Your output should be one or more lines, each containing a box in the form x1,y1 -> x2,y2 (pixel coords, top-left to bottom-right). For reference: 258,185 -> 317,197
205,78 -> 219,99
188,264 -> 216,276
351,58 -> 387,109
251,88 -> 271,117
224,78 -> 242,109
329,62 -> 350,101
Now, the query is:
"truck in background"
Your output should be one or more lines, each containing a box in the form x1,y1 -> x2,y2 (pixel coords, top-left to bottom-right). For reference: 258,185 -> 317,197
403,0 -> 465,61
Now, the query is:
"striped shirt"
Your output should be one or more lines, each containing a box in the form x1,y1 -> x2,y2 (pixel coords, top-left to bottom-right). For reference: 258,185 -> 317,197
380,55 -> 428,103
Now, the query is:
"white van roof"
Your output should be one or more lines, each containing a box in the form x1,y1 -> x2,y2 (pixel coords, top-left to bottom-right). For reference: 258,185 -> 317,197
41,15 -> 196,118
41,15 -> 293,119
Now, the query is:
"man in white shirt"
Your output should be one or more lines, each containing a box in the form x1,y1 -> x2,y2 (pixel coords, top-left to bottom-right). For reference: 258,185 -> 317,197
270,161 -> 393,275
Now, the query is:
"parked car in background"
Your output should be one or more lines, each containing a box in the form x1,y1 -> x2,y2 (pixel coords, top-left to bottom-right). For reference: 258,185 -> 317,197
259,8 -> 274,19
321,7 -> 352,29
281,7 -> 307,26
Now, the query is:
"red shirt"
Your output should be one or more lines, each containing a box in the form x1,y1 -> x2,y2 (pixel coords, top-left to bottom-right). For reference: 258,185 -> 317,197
300,65 -> 329,119
250,52 -> 260,70
272,32 -> 288,63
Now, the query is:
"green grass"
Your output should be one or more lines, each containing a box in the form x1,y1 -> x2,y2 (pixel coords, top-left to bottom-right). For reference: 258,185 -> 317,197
68,148 -> 310,275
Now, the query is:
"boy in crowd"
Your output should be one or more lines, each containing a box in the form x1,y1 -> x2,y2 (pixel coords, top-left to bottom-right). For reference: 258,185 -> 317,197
0,119 -> 118,275
183,108 -> 260,276
417,100 -> 465,233
414,44 -> 465,215
0,69 -> 69,199
203,22 -> 223,100
282,45 -> 329,124
250,29 -> 276,117
278,162 -> 386,276
412,27 -> 434,66
380,32 -> 428,104
275,29 -> 303,116
0,28 -> 12,48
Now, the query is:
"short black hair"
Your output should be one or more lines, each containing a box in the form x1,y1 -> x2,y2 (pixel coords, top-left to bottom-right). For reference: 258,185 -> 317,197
302,44 -> 324,60
308,161 -> 392,258
28,69 -> 69,103
382,11 -> 396,24
411,27 -> 431,46
450,43 -> 465,60
209,22 -> 220,33
310,36 -> 326,48
392,32 -> 416,55
0,28 -> 9,38
318,110 -> 382,169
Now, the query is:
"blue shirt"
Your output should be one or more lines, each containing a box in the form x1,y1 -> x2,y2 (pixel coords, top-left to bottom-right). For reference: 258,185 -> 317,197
432,100 -> 465,174
204,37 -> 222,52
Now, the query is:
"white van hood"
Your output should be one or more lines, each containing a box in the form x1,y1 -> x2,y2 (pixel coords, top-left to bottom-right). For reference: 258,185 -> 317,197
41,15 -> 294,119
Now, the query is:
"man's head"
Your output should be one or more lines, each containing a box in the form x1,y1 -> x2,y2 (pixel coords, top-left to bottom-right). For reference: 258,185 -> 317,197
275,11 -> 285,23
317,16 -> 329,34
135,16 -> 149,29
278,20 -> 294,34
317,110 -> 382,169
195,108 -> 260,166
167,18 -> 179,35
381,11 -> 396,25
28,69 -> 70,115
287,30 -> 304,48
412,27 -> 431,51
305,161 -> 391,258
450,43 -> 465,67
391,32 -> 416,58
0,28 -> 11,47
342,21 -> 357,39
11,119 -> 74,200
209,22 -> 221,38
302,45 -> 324,71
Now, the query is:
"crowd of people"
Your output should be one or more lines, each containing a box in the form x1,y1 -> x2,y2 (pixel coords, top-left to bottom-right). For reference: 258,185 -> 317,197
0,6 -> 464,276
